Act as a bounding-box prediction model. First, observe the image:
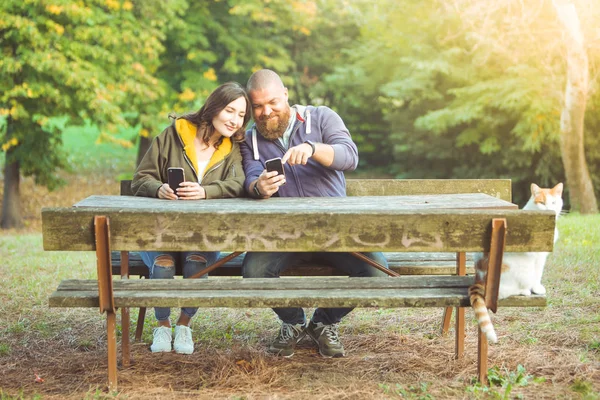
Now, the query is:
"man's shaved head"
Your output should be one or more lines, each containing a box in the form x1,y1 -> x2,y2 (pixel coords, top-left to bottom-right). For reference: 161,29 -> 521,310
246,69 -> 290,140
246,69 -> 285,93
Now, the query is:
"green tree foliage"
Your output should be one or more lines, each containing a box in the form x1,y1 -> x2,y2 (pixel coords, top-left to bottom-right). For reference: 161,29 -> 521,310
324,0 -> 599,206
0,0 -> 182,185
155,0 -> 329,115
0,0 -> 183,227
1,0 -> 598,216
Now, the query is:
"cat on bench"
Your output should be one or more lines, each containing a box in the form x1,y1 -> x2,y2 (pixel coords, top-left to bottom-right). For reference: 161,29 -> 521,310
471,182 -> 563,342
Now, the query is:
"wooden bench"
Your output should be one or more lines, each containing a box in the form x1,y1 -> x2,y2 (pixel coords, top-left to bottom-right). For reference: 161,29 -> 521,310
42,179 -> 555,390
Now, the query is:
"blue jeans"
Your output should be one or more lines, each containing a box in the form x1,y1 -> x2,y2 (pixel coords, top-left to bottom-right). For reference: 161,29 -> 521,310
242,252 -> 389,325
140,251 -> 219,321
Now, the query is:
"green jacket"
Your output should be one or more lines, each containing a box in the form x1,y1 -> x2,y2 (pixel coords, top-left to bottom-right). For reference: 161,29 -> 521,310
131,118 -> 245,199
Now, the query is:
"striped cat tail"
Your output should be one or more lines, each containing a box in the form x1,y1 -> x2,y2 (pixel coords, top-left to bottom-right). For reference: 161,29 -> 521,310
469,283 -> 498,343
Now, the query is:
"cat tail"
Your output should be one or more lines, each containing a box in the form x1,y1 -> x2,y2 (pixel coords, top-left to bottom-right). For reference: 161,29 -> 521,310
469,283 -> 498,343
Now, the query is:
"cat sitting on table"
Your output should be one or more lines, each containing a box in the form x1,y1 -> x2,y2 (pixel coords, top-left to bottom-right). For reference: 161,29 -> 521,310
470,182 -> 563,343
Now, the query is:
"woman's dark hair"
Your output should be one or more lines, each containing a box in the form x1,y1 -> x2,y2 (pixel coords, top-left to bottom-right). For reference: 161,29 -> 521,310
181,81 -> 251,146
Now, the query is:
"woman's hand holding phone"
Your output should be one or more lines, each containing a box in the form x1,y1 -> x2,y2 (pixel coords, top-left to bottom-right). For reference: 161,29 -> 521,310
158,183 -> 178,200
176,182 -> 206,200
158,181 -> 206,200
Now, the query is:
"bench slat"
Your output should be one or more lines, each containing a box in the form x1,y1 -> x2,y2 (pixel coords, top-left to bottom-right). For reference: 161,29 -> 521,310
49,289 -> 546,308
51,288 -> 471,308
111,265 -> 475,277
111,266 -> 476,277
49,288 -> 546,309
50,277 -> 546,309
120,179 -> 513,201
111,251 -> 475,264
109,251 -> 477,276
56,276 -> 474,291
346,179 -> 512,201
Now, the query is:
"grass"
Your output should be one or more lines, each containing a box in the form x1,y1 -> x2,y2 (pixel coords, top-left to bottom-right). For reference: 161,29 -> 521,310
0,214 -> 598,399
61,120 -> 138,176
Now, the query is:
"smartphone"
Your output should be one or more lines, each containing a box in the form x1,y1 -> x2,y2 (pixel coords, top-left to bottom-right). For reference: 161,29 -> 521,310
167,167 -> 185,192
265,157 -> 285,178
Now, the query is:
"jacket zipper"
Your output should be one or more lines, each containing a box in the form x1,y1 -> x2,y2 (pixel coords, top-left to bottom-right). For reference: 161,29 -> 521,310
172,122 -> 200,182
182,152 -> 199,182
285,120 -> 306,197
204,160 -> 225,177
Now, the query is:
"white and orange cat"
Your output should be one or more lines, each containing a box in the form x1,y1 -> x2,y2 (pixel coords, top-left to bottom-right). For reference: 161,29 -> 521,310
471,182 -> 563,343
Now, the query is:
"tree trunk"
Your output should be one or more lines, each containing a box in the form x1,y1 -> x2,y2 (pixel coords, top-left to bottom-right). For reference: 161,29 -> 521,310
1,157 -> 23,229
136,136 -> 151,168
553,1 -> 598,214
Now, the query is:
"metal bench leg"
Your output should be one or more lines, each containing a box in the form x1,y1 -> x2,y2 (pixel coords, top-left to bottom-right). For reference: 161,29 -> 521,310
442,252 -> 466,361
95,216 -> 118,391
455,308 -> 465,359
121,308 -> 130,366
455,252 -> 466,358
478,327 -> 488,384
107,310 -> 118,391
349,252 -> 400,277
120,251 -> 131,367
135,307 -> 146,342
441,308 -> 452,335
189,251 -> 245,279
477,218 -> 507,384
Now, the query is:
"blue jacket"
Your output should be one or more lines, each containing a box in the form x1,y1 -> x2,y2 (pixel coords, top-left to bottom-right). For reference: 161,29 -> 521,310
240,105 -> 359,198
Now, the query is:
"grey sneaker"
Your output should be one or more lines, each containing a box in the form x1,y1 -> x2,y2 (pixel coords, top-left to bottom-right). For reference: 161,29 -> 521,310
306,321 -> 345,358
268,322 -> 306,357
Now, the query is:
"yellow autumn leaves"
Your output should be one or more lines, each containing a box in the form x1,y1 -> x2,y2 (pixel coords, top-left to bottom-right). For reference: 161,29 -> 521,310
1,138 -> 19,152
105,0 -> 133,11
203,68 -> 217,82
96,132 -> 134,148
46,1 -> 133,15
176,69 -> 218,103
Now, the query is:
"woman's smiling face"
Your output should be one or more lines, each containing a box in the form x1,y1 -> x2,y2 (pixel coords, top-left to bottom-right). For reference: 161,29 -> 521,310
212,96 -> 247,138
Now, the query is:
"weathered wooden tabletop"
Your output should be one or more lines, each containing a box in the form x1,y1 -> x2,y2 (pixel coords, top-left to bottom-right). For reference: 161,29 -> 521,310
42,194 -> 556,253
73,193 -> 517,212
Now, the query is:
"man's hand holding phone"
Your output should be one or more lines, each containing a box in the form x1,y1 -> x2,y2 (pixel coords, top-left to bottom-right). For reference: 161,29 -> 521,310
254,157 -> 286,198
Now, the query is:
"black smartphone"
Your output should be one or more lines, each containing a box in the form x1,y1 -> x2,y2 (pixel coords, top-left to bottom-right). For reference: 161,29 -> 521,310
167,167 -> 185,192
265,157 -> 285,178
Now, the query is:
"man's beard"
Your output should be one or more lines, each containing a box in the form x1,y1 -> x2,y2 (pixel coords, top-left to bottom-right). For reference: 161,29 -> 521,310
256,107 -> 291,141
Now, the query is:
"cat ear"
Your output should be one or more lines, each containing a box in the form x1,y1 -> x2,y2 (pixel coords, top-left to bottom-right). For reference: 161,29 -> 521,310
530,183 -> 541,196
553,182 -> 564,196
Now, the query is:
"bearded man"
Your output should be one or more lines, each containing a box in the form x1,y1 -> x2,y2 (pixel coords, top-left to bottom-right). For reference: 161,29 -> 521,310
240,69 -> 389,359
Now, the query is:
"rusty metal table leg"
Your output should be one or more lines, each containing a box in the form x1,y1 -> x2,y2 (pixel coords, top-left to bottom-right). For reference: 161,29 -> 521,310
95,216 -> 118,391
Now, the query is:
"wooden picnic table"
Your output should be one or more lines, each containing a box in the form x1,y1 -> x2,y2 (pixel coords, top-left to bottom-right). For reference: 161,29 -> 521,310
42,191 -> 556,390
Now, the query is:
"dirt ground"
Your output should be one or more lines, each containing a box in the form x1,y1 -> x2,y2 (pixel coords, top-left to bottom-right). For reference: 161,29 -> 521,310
2,306 -> 598,399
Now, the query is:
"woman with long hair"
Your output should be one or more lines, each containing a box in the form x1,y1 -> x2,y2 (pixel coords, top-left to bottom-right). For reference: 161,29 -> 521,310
131,82 -> 251,354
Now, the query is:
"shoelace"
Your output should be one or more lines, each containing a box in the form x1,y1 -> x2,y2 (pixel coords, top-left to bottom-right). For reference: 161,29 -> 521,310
279,323 -> 300,342
154,327 -> 171,342
177,327 -> 193,344
321,324 -> 341,345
